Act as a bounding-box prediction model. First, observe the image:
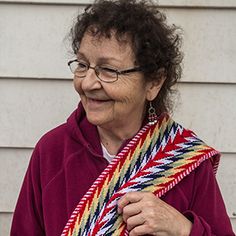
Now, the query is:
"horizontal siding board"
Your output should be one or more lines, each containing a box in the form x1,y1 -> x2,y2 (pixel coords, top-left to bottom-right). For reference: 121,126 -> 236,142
1,79 -> 235,152
173,83 -> 236,153
0,213 -> 13,236
165,8 -> 236,83
0,5 -> 236,83
1,0 -> 236,8
0,148 -> 32,211
0,4 -> 80,79
159,0 -> 236,8
217,153 -> 236,219
0,79 -> 78,148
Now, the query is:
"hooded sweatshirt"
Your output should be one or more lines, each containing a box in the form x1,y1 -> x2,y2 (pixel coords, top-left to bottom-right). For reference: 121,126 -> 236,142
11,103 -> 235,236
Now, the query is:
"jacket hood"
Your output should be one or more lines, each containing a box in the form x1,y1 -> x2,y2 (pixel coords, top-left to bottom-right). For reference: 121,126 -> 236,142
66,102 -> 103,156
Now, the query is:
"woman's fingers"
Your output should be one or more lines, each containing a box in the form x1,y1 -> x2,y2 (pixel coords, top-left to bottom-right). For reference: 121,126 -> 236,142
122,202 -> 142,222
117,192 -> 143,214
126,213 -> 145,231
117,191 -> 192,235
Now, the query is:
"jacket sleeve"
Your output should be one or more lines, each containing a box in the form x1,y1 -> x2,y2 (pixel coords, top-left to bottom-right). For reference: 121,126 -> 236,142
183,159 -> 235,235
10,145 -> 46,236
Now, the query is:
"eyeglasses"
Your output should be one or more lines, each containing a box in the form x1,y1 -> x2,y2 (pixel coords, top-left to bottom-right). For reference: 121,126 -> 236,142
68,59 -> 142,83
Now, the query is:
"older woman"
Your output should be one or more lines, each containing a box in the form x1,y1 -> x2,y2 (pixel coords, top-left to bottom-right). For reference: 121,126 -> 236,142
11,0 -> 234,236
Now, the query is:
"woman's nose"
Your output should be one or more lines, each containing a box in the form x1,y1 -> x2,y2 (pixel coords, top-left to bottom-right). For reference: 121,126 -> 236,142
81,67 -> 102,91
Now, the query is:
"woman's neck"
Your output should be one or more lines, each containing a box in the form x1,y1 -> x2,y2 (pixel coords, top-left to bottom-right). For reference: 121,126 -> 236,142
97,121 -> 142,155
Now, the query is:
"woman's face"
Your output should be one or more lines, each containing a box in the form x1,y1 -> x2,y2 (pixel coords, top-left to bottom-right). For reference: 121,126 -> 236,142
74,32 -> 158,130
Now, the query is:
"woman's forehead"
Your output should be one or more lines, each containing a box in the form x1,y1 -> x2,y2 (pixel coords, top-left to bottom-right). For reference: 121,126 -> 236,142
79,31 -> 135,62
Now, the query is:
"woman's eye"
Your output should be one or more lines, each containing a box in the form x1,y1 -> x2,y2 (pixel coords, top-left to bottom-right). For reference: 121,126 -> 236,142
77,62 -> 87,69
100,67 -> 118,78
101,67 -> 117,73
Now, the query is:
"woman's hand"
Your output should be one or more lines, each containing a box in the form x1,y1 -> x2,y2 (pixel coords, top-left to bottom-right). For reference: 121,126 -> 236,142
117,191 -> 192,236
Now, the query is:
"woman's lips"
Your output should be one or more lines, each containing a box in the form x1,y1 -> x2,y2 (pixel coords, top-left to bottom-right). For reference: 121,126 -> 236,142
87,97 -> 112,108
89,98 -> 111,102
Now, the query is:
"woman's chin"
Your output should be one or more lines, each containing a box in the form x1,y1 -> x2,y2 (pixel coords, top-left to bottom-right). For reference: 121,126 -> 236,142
86,114 -> 110,127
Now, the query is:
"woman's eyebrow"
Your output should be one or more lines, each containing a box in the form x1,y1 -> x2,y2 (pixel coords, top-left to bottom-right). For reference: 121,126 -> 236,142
77,52 -> 122,64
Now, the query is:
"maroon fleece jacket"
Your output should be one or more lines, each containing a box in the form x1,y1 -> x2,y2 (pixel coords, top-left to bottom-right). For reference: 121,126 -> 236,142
11,103 -> 235,236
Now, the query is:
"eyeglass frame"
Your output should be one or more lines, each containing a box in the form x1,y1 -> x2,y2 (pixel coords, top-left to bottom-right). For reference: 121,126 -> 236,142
67,59 -> 143,83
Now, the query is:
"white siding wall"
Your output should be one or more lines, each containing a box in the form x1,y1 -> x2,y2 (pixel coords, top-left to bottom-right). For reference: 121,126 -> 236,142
0,1 -> 235,235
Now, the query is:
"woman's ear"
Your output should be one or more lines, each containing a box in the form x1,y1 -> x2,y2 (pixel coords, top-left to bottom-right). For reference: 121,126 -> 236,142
146,75 -> 165,101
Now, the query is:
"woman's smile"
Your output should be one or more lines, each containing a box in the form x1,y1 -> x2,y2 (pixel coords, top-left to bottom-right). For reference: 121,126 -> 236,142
86,97 -> 113,109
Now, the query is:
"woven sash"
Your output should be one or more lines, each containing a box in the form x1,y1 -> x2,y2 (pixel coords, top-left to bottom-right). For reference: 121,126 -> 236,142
61,114 -> 220,236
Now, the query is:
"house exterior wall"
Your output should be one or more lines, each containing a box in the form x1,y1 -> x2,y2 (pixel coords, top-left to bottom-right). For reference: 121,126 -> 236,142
0,1 -> 235,234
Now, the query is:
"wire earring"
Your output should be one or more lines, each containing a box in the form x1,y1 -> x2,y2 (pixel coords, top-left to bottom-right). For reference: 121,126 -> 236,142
148,102 -> 158,125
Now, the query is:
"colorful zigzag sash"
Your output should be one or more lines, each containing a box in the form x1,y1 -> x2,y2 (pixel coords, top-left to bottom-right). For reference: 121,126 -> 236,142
61,114 -> 220,236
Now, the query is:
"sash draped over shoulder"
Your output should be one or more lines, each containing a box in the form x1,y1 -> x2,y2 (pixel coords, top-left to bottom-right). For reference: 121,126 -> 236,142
61,114 -> 220,236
